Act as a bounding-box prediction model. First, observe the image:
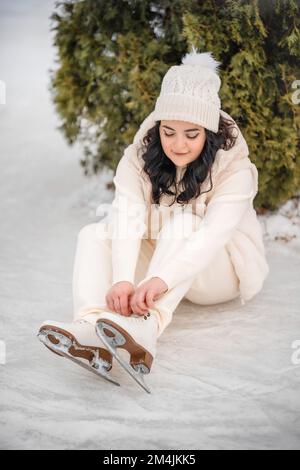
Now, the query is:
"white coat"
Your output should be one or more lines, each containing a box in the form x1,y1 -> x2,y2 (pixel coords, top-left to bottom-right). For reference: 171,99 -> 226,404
110,109 -> 270,306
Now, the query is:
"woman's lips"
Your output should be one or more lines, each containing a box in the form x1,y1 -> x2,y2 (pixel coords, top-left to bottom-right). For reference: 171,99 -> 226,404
174,152 -> 189,156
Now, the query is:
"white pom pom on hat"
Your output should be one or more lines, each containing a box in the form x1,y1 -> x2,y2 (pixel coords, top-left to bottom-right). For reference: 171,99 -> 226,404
152,44 -> 222,133
181,44 -> 222,75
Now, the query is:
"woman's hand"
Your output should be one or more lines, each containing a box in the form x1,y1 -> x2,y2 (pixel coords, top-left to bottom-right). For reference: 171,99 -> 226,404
130,277 -> 169,316
105,281 -> 135,316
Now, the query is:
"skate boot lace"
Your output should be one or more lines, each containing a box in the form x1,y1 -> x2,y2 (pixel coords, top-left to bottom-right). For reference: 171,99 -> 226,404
132,312 -> 151,322
75,319 -> 90,325
76,313 -> 152,324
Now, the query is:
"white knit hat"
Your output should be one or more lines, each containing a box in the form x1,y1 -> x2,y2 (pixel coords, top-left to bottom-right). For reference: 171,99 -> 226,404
152,46 -> 222,133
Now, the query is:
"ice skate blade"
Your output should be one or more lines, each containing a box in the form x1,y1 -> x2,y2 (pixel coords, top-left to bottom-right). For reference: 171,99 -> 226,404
37,329 -> 120,387
96,327 -> 151,394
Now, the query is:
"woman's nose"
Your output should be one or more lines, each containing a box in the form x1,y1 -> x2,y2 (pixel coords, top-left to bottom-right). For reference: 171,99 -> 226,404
172,138 -> 188,151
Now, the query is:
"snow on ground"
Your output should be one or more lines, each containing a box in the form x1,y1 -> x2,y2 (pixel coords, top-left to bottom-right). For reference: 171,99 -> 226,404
0,0 -> 299,450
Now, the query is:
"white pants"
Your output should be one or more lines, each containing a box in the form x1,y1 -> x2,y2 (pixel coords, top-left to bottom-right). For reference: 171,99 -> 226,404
72,212 -> 240,337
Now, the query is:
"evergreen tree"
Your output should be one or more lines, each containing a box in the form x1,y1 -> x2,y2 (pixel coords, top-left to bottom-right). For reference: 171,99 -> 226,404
49,0 -> 300,210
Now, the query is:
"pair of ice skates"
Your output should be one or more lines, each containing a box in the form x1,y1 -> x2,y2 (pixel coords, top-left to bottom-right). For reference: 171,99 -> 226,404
37,310 -> 159,394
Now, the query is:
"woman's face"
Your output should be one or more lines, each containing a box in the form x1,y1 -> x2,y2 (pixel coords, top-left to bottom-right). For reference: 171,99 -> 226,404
159,120 -> 206,167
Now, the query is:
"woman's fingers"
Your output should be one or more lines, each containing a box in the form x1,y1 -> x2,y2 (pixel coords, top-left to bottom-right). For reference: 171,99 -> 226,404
106,280 -> 164,316
108,294 -> 132,316
131,291 -> 149,315
145,290 -> 156,309
119,294 -> 131,316
139,297 -> 149,312
106,295 -> 115,312
105,283 -> 136,315
113,297 -> 121,314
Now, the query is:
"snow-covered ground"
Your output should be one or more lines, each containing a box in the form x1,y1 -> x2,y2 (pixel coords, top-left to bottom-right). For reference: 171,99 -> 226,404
0,0 -> 299,450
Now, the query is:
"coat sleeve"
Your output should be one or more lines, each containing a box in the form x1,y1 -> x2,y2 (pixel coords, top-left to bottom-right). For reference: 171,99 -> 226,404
146,168 -> 255,291
110,143 -> 147,285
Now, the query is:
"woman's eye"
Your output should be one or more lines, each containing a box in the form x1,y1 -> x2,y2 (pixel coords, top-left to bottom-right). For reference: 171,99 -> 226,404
187,134 -> 199,139
163,132 -> 199,139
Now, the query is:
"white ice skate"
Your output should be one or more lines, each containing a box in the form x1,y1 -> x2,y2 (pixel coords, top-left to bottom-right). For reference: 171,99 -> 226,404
37,318 -> 120,387
95,310 -> 159,394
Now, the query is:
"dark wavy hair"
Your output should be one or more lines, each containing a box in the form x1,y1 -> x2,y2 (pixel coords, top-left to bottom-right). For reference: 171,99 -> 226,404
140,114 -> 239,206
